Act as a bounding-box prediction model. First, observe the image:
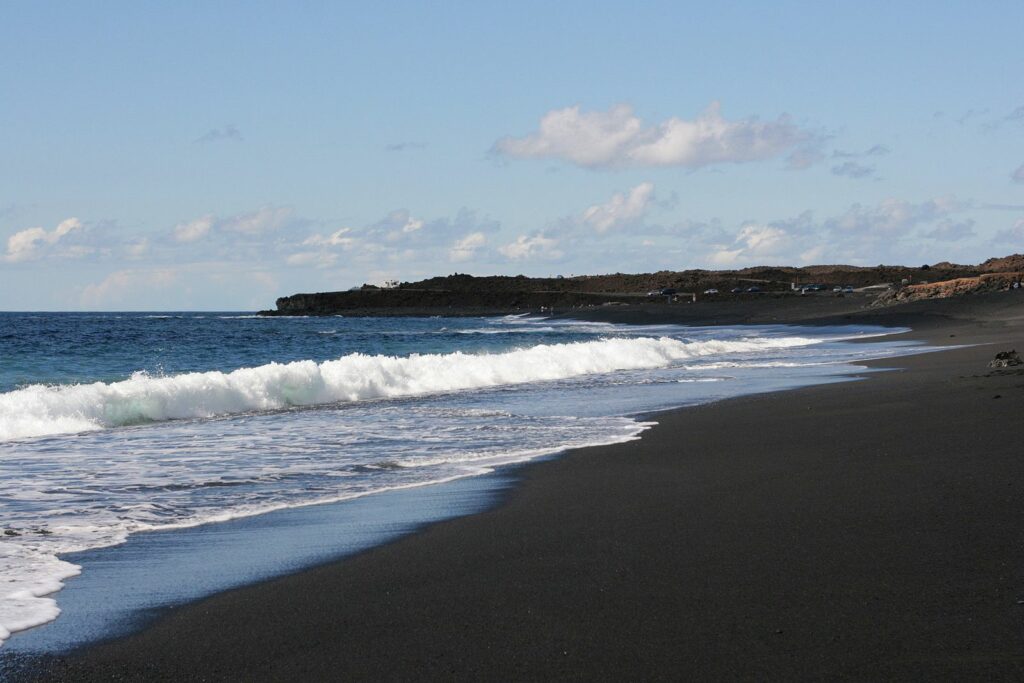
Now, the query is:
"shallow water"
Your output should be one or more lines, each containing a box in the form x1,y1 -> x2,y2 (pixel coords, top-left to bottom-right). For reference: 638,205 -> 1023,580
0,313 -> 922,649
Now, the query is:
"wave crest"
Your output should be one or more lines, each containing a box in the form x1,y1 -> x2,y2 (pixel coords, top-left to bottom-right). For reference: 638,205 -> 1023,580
0,335 -> 814,441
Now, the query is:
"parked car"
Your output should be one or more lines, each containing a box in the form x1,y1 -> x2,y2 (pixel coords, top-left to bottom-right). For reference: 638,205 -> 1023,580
843,285 -> 854,293
730,287 -> 743,293
703,288 -> 719,295
659,287 -> 677,296
745,286 -> 762,293
833,285 -> 843,292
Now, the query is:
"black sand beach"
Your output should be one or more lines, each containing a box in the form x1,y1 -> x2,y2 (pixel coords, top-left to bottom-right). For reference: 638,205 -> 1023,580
24,293 -> 1024,680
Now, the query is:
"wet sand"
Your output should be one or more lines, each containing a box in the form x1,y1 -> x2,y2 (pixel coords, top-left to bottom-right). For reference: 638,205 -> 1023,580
25,292 -> 1024,680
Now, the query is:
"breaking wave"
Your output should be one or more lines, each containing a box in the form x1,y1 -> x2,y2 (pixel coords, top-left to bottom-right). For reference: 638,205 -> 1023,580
0,335 -> 816,442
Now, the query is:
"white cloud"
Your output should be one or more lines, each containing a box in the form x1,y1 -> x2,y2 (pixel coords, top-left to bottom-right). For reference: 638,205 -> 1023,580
708,223 -> 792,266
707,248 -> 743,266
222,206 -> 293,235
799,245 -> 827,263
826,197 -> 960,236
124,238 -> 150,259
303,228 -> 356,249
288,208 -> 501,273
172,206 -> 294,243
290,228 -> 358,269
449,232 -> 487,262
363,209 -> 428,243
418,208 -> 501,242
497,103 -> 641,168
698,195 -> 980,267
357,208 -> 499,248
580,182 -> 654,233
494,102 -> 819,170
499,234 -> 562,261
287,209 -> 491,273
173,214 -> 215,243
737,224 -> 789,254
4,217 -> 83,262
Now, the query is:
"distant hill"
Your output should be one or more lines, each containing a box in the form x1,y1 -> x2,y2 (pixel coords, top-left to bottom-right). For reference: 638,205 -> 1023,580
980,254 -> 1024,273
261,255 -> 1023,316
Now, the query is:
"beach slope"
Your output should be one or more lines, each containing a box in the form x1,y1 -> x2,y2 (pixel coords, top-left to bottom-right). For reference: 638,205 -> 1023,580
30,293 -> 1024,680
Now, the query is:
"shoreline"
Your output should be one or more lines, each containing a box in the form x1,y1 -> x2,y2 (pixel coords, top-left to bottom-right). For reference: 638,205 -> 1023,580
15,292 -> 1024,679
0,315 -> 898,658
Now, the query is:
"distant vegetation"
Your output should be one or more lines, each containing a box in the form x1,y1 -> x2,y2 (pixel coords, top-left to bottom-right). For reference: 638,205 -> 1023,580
263,254 -> 1024,316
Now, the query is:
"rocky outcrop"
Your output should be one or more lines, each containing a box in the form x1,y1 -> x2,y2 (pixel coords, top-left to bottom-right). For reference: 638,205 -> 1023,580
989,350 -> 1022,368
873,271 -> 1023,306
980,254 -> 1024,273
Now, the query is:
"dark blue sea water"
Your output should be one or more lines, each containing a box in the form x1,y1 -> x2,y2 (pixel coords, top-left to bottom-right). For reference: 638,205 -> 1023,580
0,312 -> 922,650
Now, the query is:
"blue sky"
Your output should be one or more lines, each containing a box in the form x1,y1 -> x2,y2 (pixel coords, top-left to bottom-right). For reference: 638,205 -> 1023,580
2,1 -> 1022,310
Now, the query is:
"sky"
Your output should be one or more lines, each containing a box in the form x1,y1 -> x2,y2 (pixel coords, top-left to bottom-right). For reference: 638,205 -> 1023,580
1,1 -> 1023,310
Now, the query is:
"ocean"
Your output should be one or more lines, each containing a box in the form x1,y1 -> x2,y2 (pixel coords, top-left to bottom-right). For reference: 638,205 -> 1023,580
0,312 -> 924,652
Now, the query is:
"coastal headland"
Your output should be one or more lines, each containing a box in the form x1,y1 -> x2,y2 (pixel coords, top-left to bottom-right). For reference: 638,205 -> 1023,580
261,254 -> 1024,318
20,278 -> 1024,679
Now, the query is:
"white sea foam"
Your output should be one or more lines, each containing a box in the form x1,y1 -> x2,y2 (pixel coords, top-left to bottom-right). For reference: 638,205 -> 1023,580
0,551 -> 80,643
0,320 -> 918,649
0,335 -> 817,442
0,413 -> 650,647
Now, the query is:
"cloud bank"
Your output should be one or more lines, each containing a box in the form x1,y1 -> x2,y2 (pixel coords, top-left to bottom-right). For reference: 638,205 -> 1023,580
172,207 -> 295,243
580,182 -> 655,233
493,102 -> 821,170
4,218 -> 83,262
498,234 -> 561,260
449,232 -> 487,262
701,196 -> 972,267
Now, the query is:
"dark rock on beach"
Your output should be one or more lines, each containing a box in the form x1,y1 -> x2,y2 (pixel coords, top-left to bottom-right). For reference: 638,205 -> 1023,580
989,350 -> 1022,368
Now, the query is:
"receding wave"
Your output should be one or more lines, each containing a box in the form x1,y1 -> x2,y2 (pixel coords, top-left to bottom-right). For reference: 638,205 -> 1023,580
0,335 -> 816,442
